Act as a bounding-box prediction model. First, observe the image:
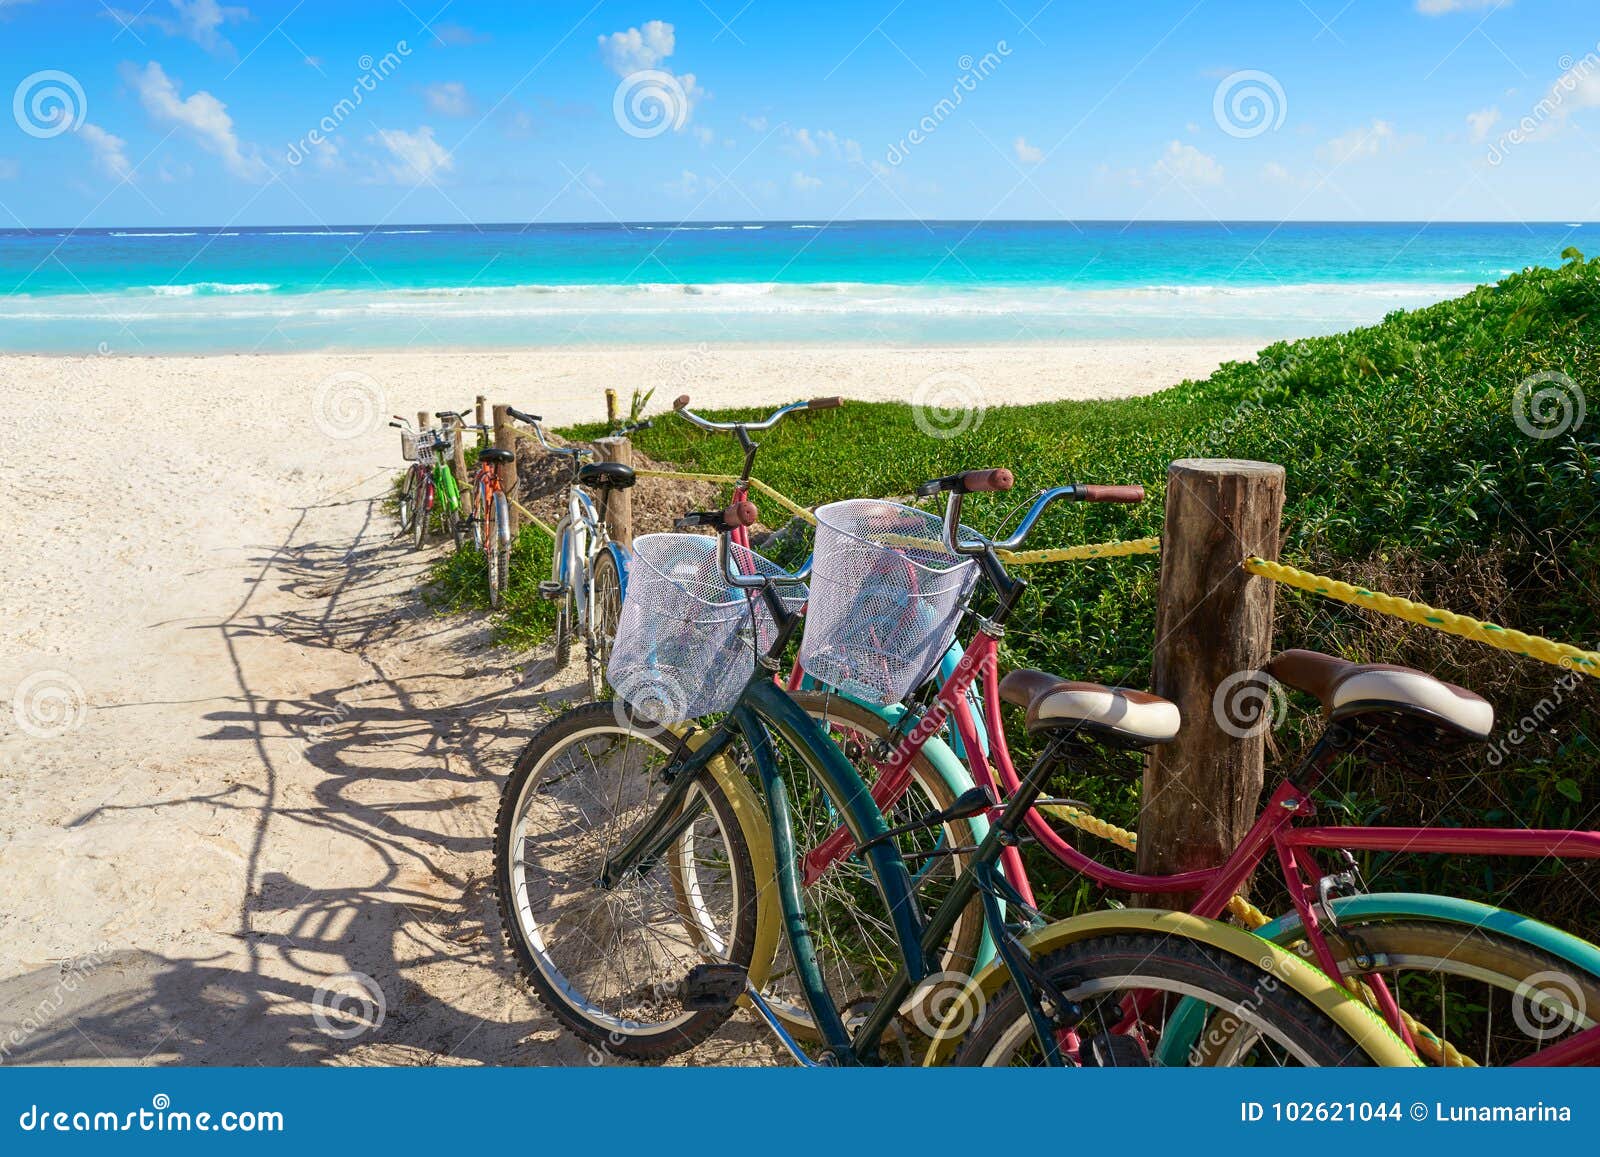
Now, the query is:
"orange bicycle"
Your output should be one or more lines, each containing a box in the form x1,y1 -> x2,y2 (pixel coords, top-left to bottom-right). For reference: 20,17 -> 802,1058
441,410 -> 516,609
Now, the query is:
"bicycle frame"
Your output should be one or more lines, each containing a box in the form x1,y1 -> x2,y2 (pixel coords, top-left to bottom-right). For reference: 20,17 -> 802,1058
804,621 -> 1600,1063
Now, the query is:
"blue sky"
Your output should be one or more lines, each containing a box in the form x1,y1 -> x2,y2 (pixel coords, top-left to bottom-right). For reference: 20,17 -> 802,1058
1,0 -> 1598,226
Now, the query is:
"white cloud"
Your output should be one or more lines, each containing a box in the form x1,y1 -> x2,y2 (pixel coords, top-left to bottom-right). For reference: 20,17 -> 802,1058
599,22 -> 703,128
423,81 -> 473,117
126,61 -> 266,181
1154,140 -> 1222,185
786,127 -> 861,163
741,114 -> 768,132
599,20 -> 675,75
1416,0 -> 1507,13
789,127 -> 820,157
791,171 -> 822,192
1466,106 -> 1500,142
664,169 -> 701,197
1262,160 -> 1292,182
1014,136 -> 1043,164
109,0 -> 250,55
373,126 -> 452,184
693,125 -> 715,147
434,22 -> 488,46
0,158 -> 17,180
1318,119 -> 1396,163
79,123 -> 133,180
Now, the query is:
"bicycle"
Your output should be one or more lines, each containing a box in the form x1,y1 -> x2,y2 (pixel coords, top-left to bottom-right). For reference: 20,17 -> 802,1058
507,407 -> 650,695
786,480 -> 1600,1065
494,473 -> 1418,1067
388,415 -> 464,551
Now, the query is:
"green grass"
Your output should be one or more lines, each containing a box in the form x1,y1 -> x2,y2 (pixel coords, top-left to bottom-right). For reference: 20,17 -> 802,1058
433,253 -> 1600,938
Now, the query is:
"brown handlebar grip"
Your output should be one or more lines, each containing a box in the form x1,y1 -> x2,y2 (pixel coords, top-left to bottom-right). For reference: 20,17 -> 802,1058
808,396 -> 844,410
960,468 -> 1014,494
722,500 -> 759,528
673,394 -> 691,411
1077,484 -> 1145,504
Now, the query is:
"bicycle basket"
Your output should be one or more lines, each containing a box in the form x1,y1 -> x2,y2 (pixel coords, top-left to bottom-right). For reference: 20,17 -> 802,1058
798,499 -> 978,706
400,431 -> 419,461
607,533 -> 807,723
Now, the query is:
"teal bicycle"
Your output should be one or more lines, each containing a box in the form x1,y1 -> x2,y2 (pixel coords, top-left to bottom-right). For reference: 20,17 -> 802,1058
493,479 -> 1417,1066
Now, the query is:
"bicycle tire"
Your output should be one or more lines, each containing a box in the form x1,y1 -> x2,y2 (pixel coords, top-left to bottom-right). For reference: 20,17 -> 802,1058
487,491 -> 510,609
494,702 -> 759,1060
412,477 -> 432,551
1261,918 -> 1600,1066
953,932 -> 1378,1067
397,469 -> 419,537
588,549 -> 623,697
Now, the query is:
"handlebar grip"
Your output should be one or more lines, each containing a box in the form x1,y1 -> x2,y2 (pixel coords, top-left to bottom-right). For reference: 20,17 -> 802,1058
723,500 -> 759,529
388,420 -> 402,428
1076,484 -> 1145,504
673,394 -> 691,411
808,396 -> 844,410
506,407 -> 540,425
959,468 -> 1014,494
636,419 -> 653,431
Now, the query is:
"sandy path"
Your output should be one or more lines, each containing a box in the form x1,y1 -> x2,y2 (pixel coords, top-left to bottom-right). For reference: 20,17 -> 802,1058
0,341 -> 1250,1065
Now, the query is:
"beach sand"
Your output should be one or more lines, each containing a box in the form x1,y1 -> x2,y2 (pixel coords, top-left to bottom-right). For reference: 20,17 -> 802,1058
0,340 -> 1253,1065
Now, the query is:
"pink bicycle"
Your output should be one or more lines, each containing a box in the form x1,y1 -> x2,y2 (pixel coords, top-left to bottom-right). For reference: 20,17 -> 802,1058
798,469 -> 1600,1066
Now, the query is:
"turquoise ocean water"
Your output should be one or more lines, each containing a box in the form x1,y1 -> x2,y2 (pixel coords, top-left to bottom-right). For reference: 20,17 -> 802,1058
0,221 -> 1587,353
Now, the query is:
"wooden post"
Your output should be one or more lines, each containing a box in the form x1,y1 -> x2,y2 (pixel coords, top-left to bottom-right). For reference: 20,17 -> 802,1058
605,388 -> 618,428
595,436 -> 633,547
417,410 -> 431,433
449,416 -> 468,484
492,404 -> 520,532
1137,459 -> 1285,904
474,395 -> 486,429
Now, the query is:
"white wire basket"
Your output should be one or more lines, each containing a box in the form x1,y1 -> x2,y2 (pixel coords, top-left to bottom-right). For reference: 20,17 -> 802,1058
799,499 -> 978,707
400,430 -> 419,461
607,533 -> 807,723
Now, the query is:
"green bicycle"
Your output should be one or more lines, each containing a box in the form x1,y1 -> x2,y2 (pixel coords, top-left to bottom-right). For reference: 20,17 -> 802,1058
390,413 -> 465,551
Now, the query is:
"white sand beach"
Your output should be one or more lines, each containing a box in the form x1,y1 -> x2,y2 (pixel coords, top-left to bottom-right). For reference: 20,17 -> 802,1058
0,340 -> 1251,1065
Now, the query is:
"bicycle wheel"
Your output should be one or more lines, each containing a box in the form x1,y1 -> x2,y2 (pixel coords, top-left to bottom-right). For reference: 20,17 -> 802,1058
953,932 -> 1377,1067
487,491 -> 510,609
397,469 -> 419,537
588,549 -> 623,697
758,691 -> 986,1060
1261,918 -> 1600,1066
554,582 -> 575,669
412,477 -> 433,551
494,702 -> 759,1060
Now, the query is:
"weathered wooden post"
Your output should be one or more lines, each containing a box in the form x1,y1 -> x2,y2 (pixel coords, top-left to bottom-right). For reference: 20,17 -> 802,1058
605,388 -> 618,428
449,415 -> 468,484
596,435 -> 633,547
417,410 -> 431,434
492,403 -> 521,532
1137,459 -> 1285,903
474,395 -> 486,429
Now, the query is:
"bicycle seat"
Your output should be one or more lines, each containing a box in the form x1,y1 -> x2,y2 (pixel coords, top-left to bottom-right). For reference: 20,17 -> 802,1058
578,461 -> 636,490
479,448 -> 515,464
998,669 -> 1180,748
1265,650 -> 1493,741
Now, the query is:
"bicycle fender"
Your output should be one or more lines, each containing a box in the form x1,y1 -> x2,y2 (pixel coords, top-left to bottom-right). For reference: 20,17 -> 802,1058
919,908 -> 1421,1067
668,723 -> 781,1001
1254,891 -> 1600,979
604,541 -> 633,603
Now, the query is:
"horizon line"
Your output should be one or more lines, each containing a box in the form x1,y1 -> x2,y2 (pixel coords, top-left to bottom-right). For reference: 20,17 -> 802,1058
1,217 -> 1592,233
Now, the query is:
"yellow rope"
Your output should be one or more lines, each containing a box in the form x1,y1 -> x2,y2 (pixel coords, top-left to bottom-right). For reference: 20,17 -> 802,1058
998,536 -> 1161,566
1245,556 -> 1600,678
507,498 -> 557,539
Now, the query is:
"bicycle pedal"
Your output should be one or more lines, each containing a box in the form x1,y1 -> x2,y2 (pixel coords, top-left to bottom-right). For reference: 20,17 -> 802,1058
537,581 -> 564,600
680,963 -> 748,1011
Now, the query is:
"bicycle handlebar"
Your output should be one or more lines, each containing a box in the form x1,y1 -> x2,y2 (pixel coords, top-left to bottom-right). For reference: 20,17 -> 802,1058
933,475 -> 1145,557
673,394 -> 844,434
916,468 -> 1014,497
